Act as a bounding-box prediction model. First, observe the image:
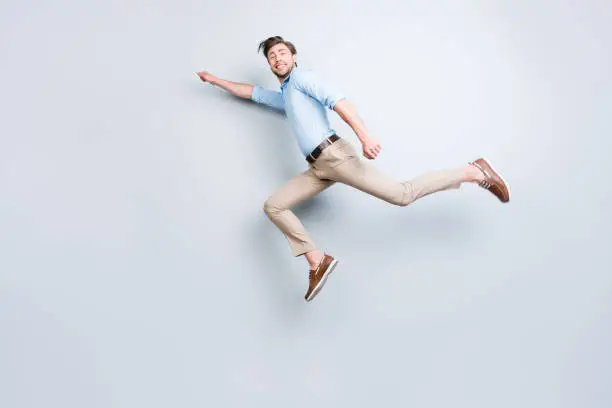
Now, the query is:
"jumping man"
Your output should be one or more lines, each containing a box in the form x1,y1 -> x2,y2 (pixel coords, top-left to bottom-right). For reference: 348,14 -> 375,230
196,36 -> 510,302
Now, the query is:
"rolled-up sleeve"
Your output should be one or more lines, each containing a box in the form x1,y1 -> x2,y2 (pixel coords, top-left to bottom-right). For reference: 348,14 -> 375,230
293,69 -> 346,110
251,86 -> 285,112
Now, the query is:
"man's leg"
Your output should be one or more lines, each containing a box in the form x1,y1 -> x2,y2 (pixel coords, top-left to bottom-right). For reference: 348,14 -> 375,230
264,169 -> 341,302
313,140 -> 469,206
335,161 -> 468,206
263,168 -> 335,259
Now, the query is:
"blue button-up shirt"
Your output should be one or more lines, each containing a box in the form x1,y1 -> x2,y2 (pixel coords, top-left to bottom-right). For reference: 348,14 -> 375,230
251,66 -> 345,157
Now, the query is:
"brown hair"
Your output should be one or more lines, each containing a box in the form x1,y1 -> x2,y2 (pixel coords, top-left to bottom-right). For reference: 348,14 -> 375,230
257,36 -> 298,65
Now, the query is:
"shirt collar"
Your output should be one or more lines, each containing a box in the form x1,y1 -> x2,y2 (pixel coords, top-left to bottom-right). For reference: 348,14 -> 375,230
280,66 -> 297,90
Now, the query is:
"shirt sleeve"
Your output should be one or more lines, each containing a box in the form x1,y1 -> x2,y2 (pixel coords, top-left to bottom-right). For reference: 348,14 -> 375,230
251,86 -> 285,112
292,69 -> 346,110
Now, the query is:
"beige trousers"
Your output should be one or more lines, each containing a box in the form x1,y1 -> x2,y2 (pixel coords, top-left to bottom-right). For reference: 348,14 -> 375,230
263,137 -> 466,257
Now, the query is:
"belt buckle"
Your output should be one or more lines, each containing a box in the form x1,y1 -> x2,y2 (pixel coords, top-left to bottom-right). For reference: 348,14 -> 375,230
308,136 -> 336,163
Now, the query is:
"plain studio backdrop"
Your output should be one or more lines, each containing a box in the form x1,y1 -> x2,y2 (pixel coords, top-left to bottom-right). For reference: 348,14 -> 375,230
1,0 -> 611,407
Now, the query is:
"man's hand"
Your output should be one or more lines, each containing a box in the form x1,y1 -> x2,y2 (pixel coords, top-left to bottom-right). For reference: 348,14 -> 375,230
196,71 -> 216,84
195,71 -> 254,99
361,136 -> 382,160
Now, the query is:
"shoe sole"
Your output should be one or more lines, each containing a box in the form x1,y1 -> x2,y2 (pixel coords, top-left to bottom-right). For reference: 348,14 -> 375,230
306,259 -> 338,302
480,157 -> 511,202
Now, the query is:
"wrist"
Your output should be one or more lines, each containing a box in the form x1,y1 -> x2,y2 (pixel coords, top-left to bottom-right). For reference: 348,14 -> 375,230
208,76 -> 220,86
356,131 -> 369,143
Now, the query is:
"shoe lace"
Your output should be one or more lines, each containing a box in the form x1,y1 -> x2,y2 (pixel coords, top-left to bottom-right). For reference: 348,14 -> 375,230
479,179 -> 492,189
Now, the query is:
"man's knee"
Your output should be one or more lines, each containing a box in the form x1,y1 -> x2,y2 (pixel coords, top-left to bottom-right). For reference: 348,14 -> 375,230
391,196 -> 411,207
263,199 -> 274,215
394,184 -> 414,207
263,197 -> 282,216
396,193 -> 415,207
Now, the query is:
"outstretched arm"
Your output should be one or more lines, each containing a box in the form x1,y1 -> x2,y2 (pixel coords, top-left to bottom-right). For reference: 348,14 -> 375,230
333,99 -> 381,160
196,70 -> 284,112
196,71 -> 254,99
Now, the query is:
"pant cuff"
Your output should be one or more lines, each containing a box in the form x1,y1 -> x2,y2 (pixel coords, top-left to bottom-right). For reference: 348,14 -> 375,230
292,243 -> 317,257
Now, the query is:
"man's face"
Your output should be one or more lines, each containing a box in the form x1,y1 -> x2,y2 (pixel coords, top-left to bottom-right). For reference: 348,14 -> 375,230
267,43 -> 296,79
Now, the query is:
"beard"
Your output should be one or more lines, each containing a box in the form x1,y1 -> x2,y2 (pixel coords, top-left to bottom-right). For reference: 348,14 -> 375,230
272,62 -> 294,79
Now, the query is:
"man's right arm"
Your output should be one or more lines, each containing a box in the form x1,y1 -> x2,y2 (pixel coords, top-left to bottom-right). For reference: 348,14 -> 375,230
196,71 -> 253,99
196,70 -> 285,112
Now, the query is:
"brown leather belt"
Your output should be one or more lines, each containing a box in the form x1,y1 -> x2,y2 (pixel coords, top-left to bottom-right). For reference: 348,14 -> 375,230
306,134 -> 341,164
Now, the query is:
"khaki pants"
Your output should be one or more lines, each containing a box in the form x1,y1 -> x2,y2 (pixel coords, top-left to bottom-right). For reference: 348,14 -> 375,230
263,137 -> 466,257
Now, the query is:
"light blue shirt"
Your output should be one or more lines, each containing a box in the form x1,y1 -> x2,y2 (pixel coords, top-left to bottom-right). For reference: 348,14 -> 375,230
251,66 -> 346,157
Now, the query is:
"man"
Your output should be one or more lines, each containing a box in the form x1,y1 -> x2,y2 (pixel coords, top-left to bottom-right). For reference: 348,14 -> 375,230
196,36 -> 510,302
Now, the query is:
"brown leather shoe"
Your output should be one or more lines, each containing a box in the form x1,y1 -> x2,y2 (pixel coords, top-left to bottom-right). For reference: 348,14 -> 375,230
305,254 -> 338,302
469,158 -> 510,203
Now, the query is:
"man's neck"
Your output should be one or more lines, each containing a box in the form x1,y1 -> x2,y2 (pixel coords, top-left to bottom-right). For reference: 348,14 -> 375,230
277,66 -> 296,84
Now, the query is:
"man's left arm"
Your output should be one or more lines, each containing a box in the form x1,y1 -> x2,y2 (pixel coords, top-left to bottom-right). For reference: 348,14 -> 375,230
294,69 -> 382,160
333,99 -> 381,160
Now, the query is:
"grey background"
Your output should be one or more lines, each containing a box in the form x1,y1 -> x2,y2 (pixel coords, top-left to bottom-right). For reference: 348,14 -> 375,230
1,0 -> 611,407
